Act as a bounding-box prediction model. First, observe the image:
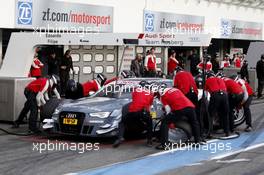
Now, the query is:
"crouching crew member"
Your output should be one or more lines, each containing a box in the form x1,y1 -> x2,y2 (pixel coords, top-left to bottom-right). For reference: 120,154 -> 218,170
113,81 -> 154,148
13,75 -> 60,132
65,74 -> 106,99
223,77 -> 244,132
234,77 -> 253,132
173,67 -> 203,136
156,86 -> 202,150
205,73 -> 230,136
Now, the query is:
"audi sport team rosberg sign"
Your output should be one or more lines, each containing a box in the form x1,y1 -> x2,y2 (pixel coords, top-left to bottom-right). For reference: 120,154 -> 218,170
137,33 -> 211,47
15,0 -> 113,33
143,10 -> 205,34
220,19 -> 263,40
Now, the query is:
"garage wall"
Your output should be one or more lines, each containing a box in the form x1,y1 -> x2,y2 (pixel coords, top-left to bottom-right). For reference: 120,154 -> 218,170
68,45 -> 118,83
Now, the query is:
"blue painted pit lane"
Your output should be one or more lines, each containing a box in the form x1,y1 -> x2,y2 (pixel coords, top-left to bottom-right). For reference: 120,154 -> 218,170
75,129 -> 264,175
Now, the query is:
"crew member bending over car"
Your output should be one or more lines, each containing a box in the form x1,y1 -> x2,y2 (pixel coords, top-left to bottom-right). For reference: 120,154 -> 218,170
235,76 -> 253,132
65,73 -> 106,99
173,67 -> 198,106
156,86 -> 202,150
113,81 -> 154,148
13,75 -> 60,133
205,72 -> 230,136
223,77 -> 244,132
173,67 -> 203,136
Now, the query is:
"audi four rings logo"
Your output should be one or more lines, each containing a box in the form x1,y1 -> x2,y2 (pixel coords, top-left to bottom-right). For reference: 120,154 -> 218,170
65,114 -> 77,118
145,13 -> 154,32
18,1 -> 33,25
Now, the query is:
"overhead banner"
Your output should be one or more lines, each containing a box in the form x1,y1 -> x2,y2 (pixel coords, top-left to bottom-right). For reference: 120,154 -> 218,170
137,33 -> 211,47
143,10 -> 205,34
15,0 -> 113,32
220,19 -> 262,40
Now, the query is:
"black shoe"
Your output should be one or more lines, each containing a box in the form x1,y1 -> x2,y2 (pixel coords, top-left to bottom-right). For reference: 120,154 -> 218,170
245,126 -> 253,132
112,138 -> 124,148
146,139 -> 153,147
155,144 -> 166,150
29,129 -> 41,134
11,121 -> 20,128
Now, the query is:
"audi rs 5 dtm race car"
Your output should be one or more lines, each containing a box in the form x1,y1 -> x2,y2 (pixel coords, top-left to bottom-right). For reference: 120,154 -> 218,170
48,78 -> 173,137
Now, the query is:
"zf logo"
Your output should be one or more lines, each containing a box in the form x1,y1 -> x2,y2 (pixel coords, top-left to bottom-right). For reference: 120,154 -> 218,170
145,13 -> 154,32
18,1 -> 33,25
220,20 -> 232,37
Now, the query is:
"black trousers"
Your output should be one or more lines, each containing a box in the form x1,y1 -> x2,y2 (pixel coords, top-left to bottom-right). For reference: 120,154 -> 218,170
186,91 -> 204,137
60,70 -> 70,95
160,107 -> 200,144
209,92 -> 230,134
16,89 -> 38,131
117,111 -> 153,140
257,80 -> 264,98
146,70 -> 156,77
228,93 -> 244,131
243,96 -> 252,127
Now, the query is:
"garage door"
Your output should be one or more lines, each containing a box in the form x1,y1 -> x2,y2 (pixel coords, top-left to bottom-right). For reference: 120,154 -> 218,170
69,45 -> 118,83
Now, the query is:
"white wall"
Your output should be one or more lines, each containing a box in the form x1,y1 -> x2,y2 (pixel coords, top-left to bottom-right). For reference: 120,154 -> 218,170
58,0 -> 264,39
0,0 -> 15,28
1,0 -> 264,39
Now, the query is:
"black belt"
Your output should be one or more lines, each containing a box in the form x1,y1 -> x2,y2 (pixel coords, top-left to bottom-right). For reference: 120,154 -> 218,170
211,90 -> 226,96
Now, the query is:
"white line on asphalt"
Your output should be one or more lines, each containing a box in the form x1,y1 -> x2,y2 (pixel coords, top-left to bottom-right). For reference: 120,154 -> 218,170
211,142 -> 264,160
185,162 -> 204,166
216,159 -> 251,164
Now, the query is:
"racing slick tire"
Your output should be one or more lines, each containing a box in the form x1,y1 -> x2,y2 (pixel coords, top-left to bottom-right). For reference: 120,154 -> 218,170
168,120 -> 192,144
233,108 -> 245,127
40,97 -> 63,121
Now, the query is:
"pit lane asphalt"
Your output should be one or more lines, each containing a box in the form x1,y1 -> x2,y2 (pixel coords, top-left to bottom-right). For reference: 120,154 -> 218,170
0,101 -> 264,175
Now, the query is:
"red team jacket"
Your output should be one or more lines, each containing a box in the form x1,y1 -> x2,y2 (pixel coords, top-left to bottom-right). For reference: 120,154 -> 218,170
245,82 -> 254,96
82,80 -> 100,97
197,61 -> 212,71
167,57 -> 178,74
223,78 -> 243,95
174,71 -> 198,95
26,78 -> 48,93
161,88 -> 195,111
205,77 -> 227,94
235,58 -> 241,68
129,88 -> 154,113
30,58 -> 43,77
145,55 -> 156,71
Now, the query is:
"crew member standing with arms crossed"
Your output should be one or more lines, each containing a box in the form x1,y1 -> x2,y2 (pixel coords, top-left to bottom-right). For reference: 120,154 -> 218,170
167,50 -> 179,76
144,47 -> 157,77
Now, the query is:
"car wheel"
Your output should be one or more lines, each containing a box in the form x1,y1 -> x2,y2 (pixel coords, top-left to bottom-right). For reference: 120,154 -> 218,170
234,108 -> 245,127
168,120 -> 192,144
40,98 -> 63,121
